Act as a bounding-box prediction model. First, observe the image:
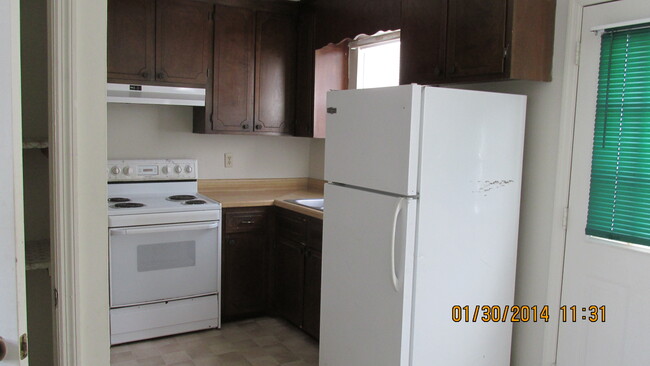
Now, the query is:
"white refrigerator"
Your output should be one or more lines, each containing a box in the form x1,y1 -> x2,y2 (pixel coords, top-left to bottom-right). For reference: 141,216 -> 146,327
321,85 -> 526,366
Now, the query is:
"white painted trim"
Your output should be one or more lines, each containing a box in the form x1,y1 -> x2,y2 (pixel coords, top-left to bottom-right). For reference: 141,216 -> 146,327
542,1 -> 616,365
49,0 -> 79,363
49,0 -> 110,365
0,0 -> 28,364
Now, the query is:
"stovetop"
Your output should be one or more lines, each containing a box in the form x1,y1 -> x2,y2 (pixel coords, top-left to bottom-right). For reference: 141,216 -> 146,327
107,159 -> 221,227
107,191 -> 221,216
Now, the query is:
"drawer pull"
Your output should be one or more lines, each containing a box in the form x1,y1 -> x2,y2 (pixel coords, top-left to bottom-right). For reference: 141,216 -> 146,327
240,220 -> 255,224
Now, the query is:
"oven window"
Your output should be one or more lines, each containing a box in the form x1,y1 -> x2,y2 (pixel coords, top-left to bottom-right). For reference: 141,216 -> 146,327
137,240 -> 196,272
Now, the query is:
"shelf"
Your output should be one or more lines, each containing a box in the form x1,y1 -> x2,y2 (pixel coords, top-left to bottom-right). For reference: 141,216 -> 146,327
22,141 -> 49,149
26,239 -> 50,271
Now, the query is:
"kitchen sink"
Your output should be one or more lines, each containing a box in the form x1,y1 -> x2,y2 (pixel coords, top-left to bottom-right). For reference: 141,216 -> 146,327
285,198 -> 324,211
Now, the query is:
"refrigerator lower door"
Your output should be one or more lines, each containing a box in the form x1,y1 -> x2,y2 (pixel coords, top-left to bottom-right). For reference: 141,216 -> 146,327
320,183 -> 417,366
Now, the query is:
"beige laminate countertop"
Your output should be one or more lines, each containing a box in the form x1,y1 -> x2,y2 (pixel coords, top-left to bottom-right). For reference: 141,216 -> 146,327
199,178 -> 324,220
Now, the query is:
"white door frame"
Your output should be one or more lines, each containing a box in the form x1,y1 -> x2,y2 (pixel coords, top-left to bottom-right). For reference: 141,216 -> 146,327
543,0 -> 616,365
0,0 -> 27,364
49,0 -> 110,365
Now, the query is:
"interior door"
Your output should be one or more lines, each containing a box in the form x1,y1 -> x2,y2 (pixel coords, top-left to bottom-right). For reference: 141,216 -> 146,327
0,0 -> 28,363
320,183 -> 417,366
558,1 -> 650,365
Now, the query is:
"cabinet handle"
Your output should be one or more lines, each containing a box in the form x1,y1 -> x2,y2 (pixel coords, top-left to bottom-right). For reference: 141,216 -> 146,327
141,71 -> 150,79
449,64 -> 457,75
156,72 -> 166,80
242,124 -> 249,130
228,239 -> 236,245
240,220 -> 255,225
433,67 -> 441,77
255,124 -> 262,130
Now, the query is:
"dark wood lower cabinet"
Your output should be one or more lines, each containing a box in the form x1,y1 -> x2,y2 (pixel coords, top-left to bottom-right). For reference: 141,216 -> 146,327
221,207 -> 269,321
302,249 -> 321,339
221,206 -> 322,339
273,208 -> 323,339
274,237 -> 305,327
222,231 -> 268,320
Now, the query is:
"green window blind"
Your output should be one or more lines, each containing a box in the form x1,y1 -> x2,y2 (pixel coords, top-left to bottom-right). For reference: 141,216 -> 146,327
586,25 -> 650,246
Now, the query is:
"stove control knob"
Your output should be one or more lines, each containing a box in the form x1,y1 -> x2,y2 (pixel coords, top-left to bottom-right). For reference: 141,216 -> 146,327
174,165 -> 183,174
123,166 -> 133,176
185,165 -> 193,174
161,166 -> 169,174
110,166 -> 121,175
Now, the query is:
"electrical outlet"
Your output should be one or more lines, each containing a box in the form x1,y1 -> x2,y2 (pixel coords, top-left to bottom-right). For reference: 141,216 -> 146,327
224,153 -> 233,168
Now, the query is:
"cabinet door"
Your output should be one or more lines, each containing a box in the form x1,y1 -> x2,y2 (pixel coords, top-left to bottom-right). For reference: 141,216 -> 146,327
254,11 -> 297,134
212,5 -> 255,133
446,0 -> 507,80
274,237 -> 304,327
222,232 -> 268,320
399,0 -> 448,85
303,249 -> 321,339
156,0 -> 213,86
107,0 -> 155,83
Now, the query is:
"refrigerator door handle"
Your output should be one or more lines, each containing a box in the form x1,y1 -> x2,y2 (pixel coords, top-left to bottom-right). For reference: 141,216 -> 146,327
390,197 -> 405,292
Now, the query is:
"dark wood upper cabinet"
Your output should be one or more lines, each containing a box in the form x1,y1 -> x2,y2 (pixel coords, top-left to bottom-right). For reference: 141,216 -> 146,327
399,0 -> 447,84
211,5 -> 255,133
107,0 -> 155,83
254,11 -> 297,135
400,0 -> 556,84
194,4 -> 298,135
446,0 -> 508,80
107,0 -> 213,87
155,0 -> 213,86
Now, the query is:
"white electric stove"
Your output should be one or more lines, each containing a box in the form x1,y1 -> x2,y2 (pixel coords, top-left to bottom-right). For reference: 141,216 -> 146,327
107,159 -> 222,345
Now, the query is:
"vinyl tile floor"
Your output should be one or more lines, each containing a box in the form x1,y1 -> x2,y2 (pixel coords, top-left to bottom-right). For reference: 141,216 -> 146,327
110,317 -> 319,366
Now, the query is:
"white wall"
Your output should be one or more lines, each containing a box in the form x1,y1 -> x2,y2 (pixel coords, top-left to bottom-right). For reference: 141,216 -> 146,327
309,138 -> 325,180
308,1 -> 571,364
108,104 -> 314,179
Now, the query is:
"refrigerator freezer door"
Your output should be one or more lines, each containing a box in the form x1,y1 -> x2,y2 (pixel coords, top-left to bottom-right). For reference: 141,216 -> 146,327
320,183 -> 417,366
324,85 -> 421,196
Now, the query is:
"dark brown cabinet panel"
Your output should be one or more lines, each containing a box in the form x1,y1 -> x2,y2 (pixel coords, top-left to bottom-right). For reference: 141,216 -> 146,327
273,208 -> 323,339
303,249 -> 321,339
254,11 -> 297,134
400,0 -> 556,84
211,5 -> 255,133
107,0 -> 213,87
107,0 -> 155,83
194,5 -> 298,135
155,0 -> 213,86
274,237 -> 305,327
222,232 -> 268,320
399,0 -> 447,84
222,207 -> 269,321
446,0 -> 507,80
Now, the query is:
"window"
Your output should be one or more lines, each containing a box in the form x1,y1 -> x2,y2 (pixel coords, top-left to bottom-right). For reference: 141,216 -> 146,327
349,31 -> 400,89
586,25 -> 650,246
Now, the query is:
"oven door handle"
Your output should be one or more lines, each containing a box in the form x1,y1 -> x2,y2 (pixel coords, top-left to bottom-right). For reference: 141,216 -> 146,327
110,222 -> 220,236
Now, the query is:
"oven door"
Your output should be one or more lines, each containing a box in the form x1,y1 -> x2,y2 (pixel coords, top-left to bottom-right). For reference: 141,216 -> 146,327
109,221 -> 220,308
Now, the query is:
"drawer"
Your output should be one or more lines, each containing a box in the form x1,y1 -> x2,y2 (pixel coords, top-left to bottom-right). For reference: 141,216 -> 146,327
224,207 -> 268,234
276,208 -> 308,244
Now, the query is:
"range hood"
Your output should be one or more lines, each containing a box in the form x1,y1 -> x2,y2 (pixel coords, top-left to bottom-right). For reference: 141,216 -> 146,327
106,83 -> 206,107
